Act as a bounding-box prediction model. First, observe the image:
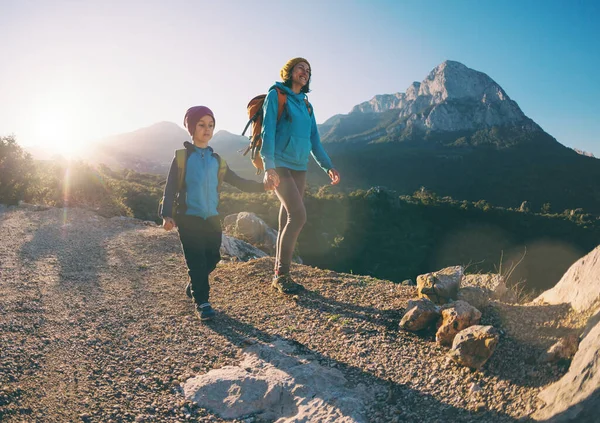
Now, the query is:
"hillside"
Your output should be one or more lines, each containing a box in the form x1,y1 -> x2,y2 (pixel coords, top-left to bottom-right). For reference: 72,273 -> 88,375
0,205 -> 594,422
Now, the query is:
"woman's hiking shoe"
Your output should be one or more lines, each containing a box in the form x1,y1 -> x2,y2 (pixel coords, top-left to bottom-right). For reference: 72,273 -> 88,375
272,274 -> 304,294
185,283 -> 192,299
196,303 -> 216,321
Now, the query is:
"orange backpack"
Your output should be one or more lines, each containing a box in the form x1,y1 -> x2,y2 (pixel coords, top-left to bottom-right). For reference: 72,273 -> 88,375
241,87 -> 311,174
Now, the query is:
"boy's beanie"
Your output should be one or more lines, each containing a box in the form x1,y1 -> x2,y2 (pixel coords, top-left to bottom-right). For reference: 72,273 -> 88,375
183,106 -> 215,136
280,57 -> 311,82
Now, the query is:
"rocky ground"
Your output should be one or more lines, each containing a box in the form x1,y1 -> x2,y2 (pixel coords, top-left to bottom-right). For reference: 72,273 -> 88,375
0,206 -> 587,422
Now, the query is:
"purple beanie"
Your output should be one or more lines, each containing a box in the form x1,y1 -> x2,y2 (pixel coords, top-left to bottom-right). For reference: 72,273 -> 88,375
183,106 -> 215,136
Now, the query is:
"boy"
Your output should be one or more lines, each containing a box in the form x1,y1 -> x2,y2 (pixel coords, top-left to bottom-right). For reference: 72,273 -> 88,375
160,106 -> 264,321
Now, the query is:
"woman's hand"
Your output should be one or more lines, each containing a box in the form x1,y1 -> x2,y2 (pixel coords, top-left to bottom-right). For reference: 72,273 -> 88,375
162,217 -> 176,231
328,168 -> 341,185
263,168 -> 280,191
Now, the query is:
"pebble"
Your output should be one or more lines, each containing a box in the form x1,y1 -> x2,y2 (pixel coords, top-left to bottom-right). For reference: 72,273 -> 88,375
470,382 -> 482,393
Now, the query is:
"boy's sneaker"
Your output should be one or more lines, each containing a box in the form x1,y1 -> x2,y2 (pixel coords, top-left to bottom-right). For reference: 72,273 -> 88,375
272,274 -> 304,294
185,283 -> 192,299
196,303 -> 216,321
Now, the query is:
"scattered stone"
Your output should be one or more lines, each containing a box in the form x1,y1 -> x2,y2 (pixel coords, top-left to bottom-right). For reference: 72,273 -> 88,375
417,266 -> 463,305
448,325 -> 499,370
401,279 -> 415,286
539,334 -> 580,363
436,301 -> 482,346
462,273 -> 509,302
469,382 -> 482,393
399,298 -> 441,331
457,286 -> 490,311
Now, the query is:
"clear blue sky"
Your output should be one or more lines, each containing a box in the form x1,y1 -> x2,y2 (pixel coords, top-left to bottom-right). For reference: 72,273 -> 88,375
1,0 -> 599,156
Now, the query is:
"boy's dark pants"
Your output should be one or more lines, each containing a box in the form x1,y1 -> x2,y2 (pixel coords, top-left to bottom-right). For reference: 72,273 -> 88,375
176,215 -> 222,305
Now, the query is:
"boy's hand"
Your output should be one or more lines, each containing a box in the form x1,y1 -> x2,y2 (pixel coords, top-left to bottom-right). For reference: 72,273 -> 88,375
263,168 -> 280,191
162,217 -> 176,231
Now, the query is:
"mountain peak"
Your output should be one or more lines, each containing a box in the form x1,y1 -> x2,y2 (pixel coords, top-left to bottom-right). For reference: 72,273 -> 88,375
420,60 -> 506,102
350,60 -> 536,132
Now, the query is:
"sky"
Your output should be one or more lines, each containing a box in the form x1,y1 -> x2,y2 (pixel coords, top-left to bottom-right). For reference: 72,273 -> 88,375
1,0 -> 599,157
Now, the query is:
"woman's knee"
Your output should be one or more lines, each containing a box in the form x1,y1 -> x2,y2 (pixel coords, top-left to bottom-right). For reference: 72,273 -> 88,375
288,205 -> 307,228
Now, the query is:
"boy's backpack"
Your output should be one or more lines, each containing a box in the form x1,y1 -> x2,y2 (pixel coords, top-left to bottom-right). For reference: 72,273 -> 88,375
241,87 -> 312,174
158,147 -> 228,218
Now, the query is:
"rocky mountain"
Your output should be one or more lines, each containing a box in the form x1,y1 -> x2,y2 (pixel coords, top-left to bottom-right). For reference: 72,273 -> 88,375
322,60 -> 539,142
315,61 -> 600,214
349,61 -> 535,132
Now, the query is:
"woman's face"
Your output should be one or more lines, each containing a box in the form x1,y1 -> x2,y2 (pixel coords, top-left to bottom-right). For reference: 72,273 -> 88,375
193,115 -> 215,145
291,62 -> 311,88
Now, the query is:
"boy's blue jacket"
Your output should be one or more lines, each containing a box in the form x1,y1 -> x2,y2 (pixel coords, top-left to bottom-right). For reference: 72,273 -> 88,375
160,142 -> 263,219
260,82 -> 333,172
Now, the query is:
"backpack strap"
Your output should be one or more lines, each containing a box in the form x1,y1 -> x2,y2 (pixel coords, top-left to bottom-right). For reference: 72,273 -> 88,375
175,148 -> 187,192
275,87 -> 287,121
214,153 -> 228,191
304,98 -> 313,116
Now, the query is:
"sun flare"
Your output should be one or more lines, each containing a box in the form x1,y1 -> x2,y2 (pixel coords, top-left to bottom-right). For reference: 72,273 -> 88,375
32,109 -> 85,158
28,81 -> 96,159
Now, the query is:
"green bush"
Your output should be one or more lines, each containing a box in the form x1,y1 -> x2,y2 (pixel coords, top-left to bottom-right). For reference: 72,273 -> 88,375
0,135 -> 34,205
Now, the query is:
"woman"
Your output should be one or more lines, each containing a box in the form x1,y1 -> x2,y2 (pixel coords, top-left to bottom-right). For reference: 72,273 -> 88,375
260,57 -> 341,294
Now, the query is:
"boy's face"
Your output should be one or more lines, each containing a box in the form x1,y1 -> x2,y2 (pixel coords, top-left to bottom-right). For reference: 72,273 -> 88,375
193,115 -> 215,145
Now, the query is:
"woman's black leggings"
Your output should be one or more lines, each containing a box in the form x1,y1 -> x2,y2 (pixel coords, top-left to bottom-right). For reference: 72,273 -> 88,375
274,167 -> 307,275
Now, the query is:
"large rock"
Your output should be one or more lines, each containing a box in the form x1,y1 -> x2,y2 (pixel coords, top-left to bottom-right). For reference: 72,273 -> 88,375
399,298 -> 441,331
531,245 -> 600,422
448,325 -> 500,370
183,339 -> 375,422
457,286 -> 490,311
223,212 -> 302,263
417,266 -> 463,305
220,234 -> 268,262
462,273 -> 510,302
223,212 -> 278,250
534,245 -> 600,313
436,300 -> 482,347
532,318 -> 600,422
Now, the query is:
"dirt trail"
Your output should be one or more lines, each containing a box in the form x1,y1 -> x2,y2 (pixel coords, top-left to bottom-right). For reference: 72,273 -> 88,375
0,206 -> 583,422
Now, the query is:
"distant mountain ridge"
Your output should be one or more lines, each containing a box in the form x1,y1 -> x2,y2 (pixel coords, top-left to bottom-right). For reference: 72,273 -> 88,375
81,124 -> 260,179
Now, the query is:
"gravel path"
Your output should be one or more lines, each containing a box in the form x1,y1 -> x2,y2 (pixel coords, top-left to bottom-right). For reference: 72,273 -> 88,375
0,206 -> 583,422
